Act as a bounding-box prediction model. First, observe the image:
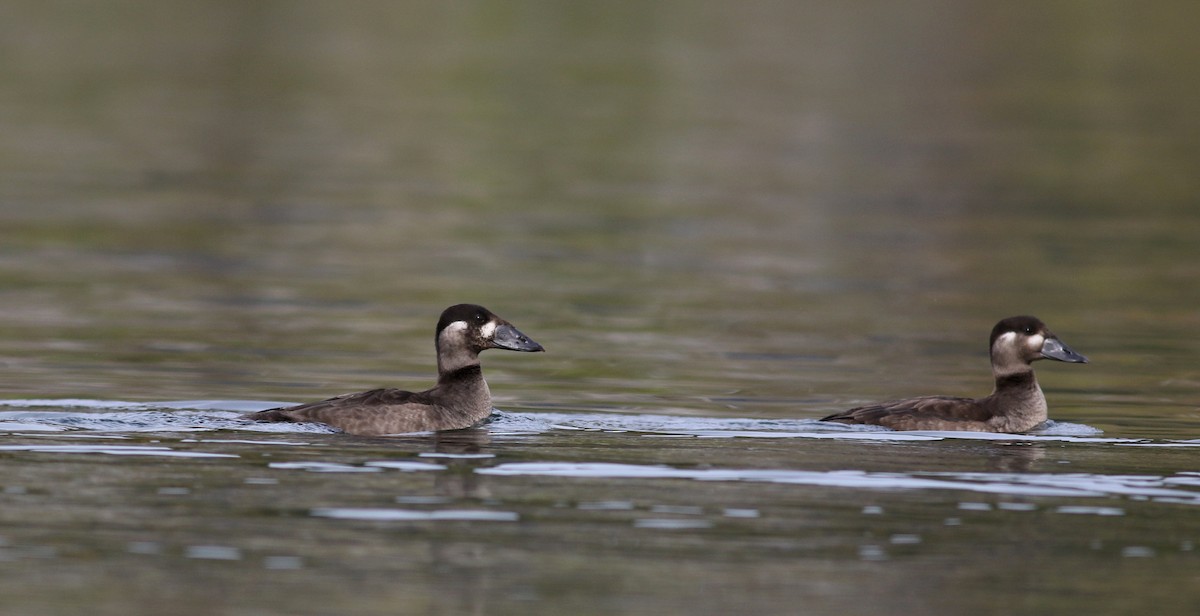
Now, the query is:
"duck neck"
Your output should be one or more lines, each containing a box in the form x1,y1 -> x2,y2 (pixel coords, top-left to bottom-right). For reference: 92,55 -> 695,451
434,364 -> 494,427
437,345 -> 481,375
985,367 -> 1047,430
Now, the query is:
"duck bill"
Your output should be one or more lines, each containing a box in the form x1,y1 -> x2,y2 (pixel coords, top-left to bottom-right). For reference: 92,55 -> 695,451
1040,337 -> 1088,363
491,323 -> 545,352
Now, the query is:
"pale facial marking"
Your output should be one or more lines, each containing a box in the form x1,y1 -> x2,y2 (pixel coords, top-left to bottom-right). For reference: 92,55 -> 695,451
480,320 -> 497,340
440,320 -> 469,342
995,331 -> 1018,348
436,320 -> 482,373
995,330 -> 1045,353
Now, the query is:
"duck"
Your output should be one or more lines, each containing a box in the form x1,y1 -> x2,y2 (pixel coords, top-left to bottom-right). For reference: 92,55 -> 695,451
247,304 -> 544,435
820,316 -> 1087,433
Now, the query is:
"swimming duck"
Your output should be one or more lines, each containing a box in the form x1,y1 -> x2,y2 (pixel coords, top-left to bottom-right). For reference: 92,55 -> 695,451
821,316 -> 1087,433
248,304 -> 544,435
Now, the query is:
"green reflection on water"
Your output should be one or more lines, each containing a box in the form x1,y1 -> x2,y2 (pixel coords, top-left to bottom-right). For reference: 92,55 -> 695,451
2,1 -> 1200,615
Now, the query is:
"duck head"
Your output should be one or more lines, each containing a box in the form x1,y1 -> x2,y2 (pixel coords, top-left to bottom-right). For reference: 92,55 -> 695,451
435,304 -> 544,371
989,315 -> 1088,375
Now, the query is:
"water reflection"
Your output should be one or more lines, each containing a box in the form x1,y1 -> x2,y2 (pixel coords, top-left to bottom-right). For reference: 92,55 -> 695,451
1,397 -> 1199,615
429,427 -> 493,456
476,462 -> 1200,504
310,509 -> 518,522
986,442 -> 1046,472
4,1 -> 1200,614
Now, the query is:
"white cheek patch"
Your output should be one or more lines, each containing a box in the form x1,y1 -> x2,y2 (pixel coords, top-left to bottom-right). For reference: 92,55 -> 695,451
991,331 -> 1016,358
1026,333 -> 1045,351
480,321 -> 497,339
439,320 -> 469,342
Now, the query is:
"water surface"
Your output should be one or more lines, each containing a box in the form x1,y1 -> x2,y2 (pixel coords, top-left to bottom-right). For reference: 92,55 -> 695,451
1,1 -> 1199,615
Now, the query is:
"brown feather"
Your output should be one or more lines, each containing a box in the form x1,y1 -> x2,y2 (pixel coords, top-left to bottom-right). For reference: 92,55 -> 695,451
246,304 -> 542,436
820,316 -> 1087,433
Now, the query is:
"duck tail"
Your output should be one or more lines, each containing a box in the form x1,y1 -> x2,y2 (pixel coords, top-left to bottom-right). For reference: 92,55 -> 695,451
247,409 -> 295,423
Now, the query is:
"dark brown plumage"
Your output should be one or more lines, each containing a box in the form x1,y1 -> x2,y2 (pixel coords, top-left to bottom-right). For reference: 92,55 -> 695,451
247,304 -> 543,436
821,316 -> 1088,433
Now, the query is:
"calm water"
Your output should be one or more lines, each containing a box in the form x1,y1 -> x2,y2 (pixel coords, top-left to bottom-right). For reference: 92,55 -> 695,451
2,1 -> 1199,615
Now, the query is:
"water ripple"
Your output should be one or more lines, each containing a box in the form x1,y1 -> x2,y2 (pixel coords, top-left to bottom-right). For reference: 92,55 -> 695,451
0,399 -> 1190,449
310,508 -> 519,522
477,462 -> 1200,505
0,444 -> 236,458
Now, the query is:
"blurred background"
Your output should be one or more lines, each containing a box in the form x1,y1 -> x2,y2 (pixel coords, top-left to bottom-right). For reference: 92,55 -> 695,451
1,0 -> 1198,432
3,4 -> 1200,615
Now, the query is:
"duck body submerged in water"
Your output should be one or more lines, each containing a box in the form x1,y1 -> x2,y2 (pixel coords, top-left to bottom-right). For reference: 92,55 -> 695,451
248,304 -> 543,436
821,316 -> 1088,433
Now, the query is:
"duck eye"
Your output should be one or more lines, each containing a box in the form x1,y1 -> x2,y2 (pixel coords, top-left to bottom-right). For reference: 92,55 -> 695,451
1022,326 -> 1035,335
473,312 -> 487,324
